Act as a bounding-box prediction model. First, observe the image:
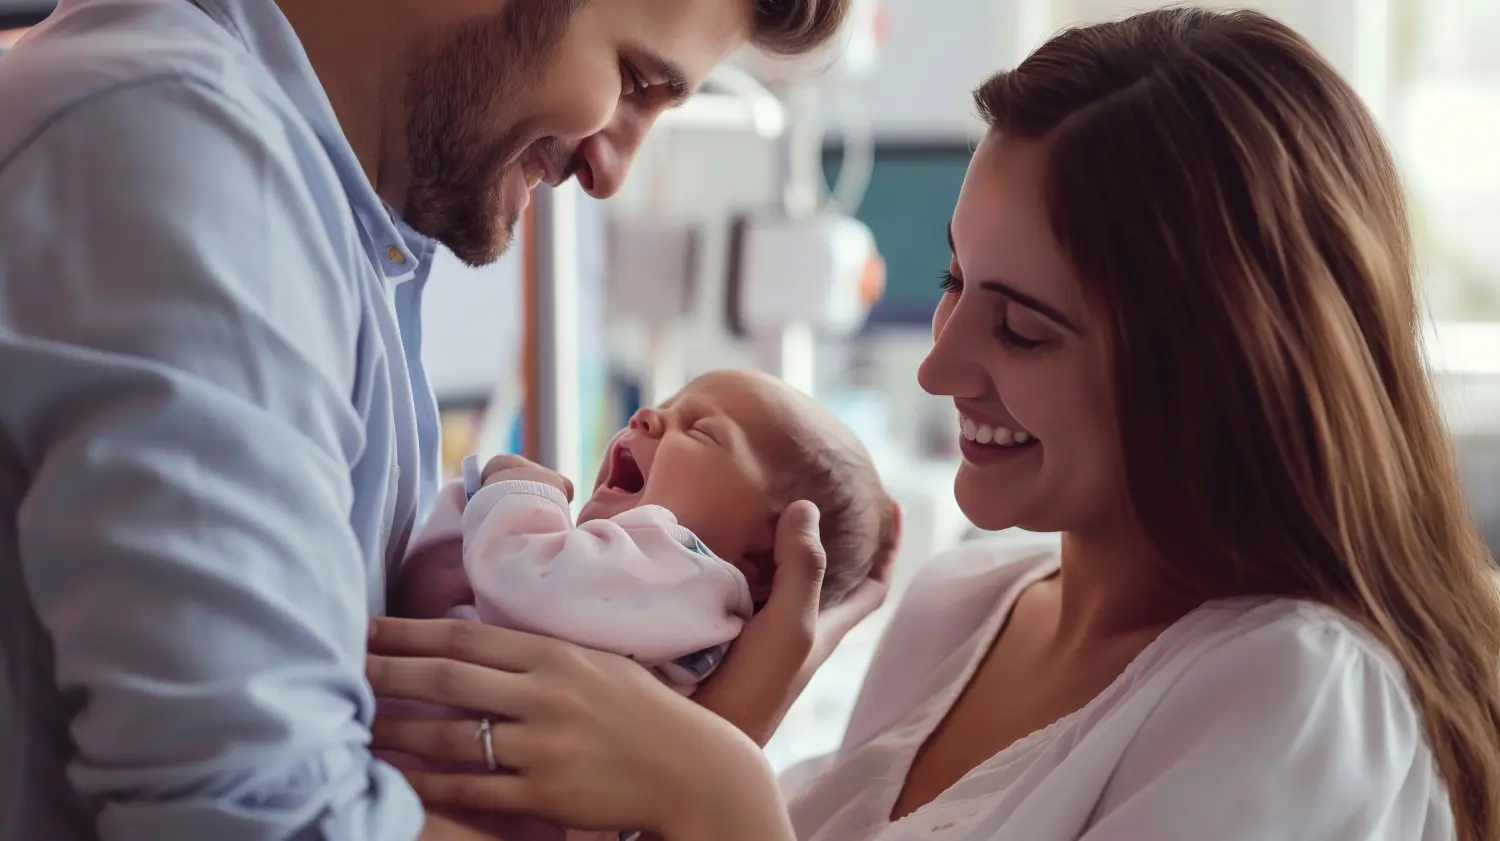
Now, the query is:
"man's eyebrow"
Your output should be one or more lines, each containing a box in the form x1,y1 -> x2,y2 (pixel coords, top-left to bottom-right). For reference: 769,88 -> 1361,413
948,219 -> 1078,332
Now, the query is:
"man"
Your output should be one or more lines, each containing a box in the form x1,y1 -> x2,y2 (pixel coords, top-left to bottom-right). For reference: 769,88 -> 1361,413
0,1 -> 849,839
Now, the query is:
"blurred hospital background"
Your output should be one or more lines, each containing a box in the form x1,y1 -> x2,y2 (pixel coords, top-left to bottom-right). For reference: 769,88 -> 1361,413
5,0 -> 1499,770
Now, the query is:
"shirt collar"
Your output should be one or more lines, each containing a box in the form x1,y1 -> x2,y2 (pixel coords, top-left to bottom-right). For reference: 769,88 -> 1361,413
190,0 -> 431,282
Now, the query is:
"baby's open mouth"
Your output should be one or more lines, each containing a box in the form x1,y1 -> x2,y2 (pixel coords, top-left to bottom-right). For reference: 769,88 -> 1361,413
604,441 -> 646,494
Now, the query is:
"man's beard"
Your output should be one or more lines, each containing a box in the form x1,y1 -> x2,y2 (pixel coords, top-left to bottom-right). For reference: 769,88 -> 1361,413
402,0 -> 574,267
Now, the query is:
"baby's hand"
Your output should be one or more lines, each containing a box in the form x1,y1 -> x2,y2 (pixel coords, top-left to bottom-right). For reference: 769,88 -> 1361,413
480,454 -> 575,501
390,542 -> 473,619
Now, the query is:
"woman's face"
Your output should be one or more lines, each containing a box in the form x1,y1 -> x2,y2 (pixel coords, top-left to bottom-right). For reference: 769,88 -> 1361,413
919,132 -> 1126,534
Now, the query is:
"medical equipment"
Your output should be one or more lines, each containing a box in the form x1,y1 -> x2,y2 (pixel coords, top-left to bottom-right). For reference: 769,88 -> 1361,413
823,142 -> 974,327
593,0 -> 889,406
727,210 -> 885,340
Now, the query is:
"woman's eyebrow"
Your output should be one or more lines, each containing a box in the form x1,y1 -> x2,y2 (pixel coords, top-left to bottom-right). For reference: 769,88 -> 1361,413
979,280 -> 1078,332
948,219 -> 1078,332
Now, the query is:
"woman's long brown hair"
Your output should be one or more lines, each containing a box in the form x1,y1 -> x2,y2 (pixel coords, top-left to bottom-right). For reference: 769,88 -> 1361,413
975,8 -> 1500,839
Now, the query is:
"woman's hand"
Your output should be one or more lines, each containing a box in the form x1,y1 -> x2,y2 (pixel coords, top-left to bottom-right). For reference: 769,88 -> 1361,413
366,498 -> 899,837
367,620 -> 790,841
694,499 -> 902,745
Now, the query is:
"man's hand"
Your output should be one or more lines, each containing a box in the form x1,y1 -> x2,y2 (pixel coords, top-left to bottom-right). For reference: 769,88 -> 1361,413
479,454 -> 574,501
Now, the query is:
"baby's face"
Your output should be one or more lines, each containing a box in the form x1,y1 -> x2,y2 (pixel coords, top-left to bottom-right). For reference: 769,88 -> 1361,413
579,370 -> 815,595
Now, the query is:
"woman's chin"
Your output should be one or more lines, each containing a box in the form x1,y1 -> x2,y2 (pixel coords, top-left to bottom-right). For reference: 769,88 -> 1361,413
953,480 -> 1025,532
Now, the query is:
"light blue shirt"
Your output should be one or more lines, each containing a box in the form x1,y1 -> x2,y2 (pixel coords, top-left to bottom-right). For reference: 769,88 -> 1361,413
0,1 -> 443,839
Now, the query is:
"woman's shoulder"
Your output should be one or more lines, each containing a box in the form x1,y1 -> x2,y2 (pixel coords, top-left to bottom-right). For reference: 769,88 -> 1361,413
1162,596 -> 1412,689
1137,596 -> 1429,746
1090,596 -> 1450,837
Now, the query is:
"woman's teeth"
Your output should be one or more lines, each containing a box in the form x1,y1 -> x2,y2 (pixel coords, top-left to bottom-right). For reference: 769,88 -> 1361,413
960,414 -> 1035,447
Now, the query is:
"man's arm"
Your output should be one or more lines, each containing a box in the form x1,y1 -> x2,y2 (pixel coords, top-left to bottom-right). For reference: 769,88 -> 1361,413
1,77 -> 432,840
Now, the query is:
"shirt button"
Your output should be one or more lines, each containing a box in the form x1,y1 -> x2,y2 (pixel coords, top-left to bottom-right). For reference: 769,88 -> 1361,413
387,246 -> 407,265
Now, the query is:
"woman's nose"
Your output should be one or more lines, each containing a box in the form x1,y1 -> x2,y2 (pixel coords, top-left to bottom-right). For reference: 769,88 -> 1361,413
629,407 -> 664,437
918,315 -> 991,400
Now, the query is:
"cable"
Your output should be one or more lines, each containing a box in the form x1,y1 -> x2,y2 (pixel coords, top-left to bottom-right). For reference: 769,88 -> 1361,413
821,80 -> 875,215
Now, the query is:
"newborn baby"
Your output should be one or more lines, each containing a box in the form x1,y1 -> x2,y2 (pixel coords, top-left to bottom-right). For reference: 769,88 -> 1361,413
385,370 -> 896,837
392,369 -> 894,681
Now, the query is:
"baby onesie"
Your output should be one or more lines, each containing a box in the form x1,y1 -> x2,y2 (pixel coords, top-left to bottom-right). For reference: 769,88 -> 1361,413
405,478 -> 754,690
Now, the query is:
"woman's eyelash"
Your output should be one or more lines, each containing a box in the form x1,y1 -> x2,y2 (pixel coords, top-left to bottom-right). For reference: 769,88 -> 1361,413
938,269 -> 962,294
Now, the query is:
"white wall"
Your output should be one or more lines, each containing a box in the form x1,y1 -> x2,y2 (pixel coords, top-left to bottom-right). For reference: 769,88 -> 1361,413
841,0 -> 1007,139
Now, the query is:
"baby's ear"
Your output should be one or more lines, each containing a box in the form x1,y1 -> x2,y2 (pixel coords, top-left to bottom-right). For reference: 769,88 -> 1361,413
739,516 -> 778,604
740,548 -> 774,606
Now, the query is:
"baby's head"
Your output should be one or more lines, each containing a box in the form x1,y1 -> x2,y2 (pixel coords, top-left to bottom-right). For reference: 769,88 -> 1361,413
579,369 -> 895,608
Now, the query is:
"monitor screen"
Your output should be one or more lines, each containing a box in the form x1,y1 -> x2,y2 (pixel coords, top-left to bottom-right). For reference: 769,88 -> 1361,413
822,142 -> 974,329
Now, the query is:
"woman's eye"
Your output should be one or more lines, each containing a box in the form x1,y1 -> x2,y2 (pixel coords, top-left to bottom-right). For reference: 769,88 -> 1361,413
996,323 -> 1046,350
938,269 -> 962,294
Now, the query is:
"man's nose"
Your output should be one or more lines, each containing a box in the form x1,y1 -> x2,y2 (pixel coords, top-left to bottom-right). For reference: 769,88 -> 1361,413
577,108 -> 652,199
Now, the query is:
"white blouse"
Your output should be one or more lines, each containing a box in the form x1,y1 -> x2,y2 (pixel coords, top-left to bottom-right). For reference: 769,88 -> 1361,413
781,536 -> 1455,841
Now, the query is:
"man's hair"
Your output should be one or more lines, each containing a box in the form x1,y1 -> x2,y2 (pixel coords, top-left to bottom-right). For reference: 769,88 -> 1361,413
775,426 -> 895,610
750,0 -> 853,56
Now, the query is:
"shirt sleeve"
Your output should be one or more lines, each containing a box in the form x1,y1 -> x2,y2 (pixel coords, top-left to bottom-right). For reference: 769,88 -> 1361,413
1,79 -> 421,840
1081,612 -> 1454,840
459,481 -> 752,665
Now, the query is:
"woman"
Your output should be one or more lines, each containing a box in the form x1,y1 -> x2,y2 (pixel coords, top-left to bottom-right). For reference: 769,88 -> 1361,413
366,7 -> 1500,841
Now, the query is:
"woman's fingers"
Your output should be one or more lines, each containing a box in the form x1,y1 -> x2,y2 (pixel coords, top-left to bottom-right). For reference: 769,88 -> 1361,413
401,769 -> 535,816
694,500 -> 825,744
371,716 -> 527,767
368,616 -> 552,670
763,500 -> 829,627
367,653 -> 536,716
